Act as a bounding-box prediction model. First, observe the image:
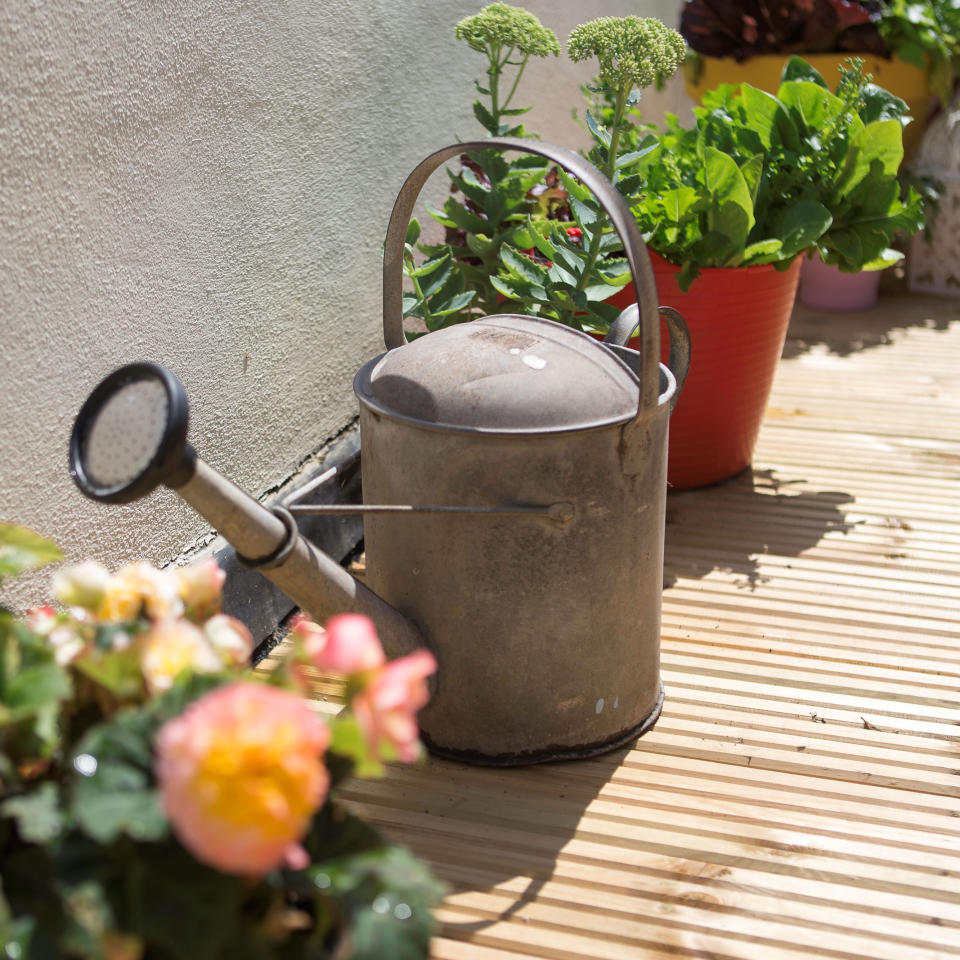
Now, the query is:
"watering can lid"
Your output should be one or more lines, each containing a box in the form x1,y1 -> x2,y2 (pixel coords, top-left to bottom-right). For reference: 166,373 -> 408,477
355,314 -> 641,433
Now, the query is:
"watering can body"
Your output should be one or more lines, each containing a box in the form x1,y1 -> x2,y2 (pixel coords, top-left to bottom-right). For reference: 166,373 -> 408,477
357,330 -> 674,764
353,138 -> 689,764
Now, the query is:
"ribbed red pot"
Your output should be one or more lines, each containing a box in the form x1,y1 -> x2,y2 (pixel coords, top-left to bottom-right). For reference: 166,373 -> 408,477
608,252 -> 802,489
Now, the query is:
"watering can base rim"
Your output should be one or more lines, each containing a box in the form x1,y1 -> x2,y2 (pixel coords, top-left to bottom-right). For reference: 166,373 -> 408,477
419,683 -> 663,767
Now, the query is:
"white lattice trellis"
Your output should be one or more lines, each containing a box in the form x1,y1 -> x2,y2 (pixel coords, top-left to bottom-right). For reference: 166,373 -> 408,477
909,94 -> 960,297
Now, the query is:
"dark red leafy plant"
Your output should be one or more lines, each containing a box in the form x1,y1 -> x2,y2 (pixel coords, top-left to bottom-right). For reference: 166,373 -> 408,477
680,0 -> 888,61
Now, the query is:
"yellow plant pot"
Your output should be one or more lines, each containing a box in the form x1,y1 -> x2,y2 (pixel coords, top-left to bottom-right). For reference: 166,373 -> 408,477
684,53 -> 933,160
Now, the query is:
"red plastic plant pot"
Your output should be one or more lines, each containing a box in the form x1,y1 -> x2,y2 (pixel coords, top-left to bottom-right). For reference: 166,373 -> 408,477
608,252 -> 802,489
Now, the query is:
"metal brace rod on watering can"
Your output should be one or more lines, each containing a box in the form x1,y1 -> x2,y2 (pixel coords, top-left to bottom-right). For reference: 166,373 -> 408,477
282,466 -> 573,523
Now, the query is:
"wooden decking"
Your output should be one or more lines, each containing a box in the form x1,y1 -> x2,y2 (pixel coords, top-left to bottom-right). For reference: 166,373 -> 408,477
270,292 -> 960,959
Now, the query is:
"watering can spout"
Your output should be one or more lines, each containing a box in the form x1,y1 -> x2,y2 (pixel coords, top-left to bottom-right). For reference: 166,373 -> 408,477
67,362 -> 426,661
173,458 -> 426,661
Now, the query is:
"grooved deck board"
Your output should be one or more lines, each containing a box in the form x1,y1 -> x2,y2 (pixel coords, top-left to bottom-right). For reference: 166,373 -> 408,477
265,293 -> 960,958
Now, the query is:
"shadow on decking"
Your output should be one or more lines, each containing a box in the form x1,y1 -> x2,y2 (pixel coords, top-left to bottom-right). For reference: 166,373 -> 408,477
339,746 -> 629,933
663,468 -> 855,589
781,294 -> 953,359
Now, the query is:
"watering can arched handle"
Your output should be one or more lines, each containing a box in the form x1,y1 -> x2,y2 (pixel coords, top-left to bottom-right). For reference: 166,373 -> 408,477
382,137 -> 661,417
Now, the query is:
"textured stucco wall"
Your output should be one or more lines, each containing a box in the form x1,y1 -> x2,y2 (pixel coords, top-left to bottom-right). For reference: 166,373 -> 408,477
1,0 -> 685,608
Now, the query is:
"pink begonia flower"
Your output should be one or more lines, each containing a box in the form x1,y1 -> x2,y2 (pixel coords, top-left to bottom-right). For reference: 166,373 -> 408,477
30,604 -> 94,664
25,605 -> 58,636
48,622 -> 87,666
352,649 -> 437,764
155,682 -> 330,876
140,619 -> 222,694
176,558 -> 226,622
322,613 -> 387,673
291,613 -> 386,675
203,614 -> 254,666
288,613 -> 327,669
100,562 -> 183,623
52,561 -> 111,612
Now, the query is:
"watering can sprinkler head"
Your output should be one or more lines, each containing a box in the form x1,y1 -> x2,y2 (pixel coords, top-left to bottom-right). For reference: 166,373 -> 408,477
70,362 -> 196,504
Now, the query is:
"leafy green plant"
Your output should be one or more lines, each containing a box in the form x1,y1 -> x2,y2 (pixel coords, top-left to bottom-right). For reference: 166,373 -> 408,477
585,54 -> 924,289
874,0 -> 960,102
491,18 -> 686,331
0,540 -> 444,959
781,58 -> 926,270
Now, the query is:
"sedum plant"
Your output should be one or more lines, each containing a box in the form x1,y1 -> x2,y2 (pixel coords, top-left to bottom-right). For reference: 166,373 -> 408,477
0,526 -> 443,960
491,17 -> 686,331
453,1 -> 560,135
417,14 -> 688,334
401,3 -> 560,332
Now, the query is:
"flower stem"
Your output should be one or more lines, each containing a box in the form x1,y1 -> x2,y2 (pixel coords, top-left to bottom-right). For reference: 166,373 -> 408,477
500,52 -> 530,116
573,83 -> 629,301
405,249 -> 435,329
487,43 -> 503,130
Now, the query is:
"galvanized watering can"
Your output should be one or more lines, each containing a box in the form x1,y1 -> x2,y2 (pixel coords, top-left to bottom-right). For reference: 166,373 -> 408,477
69,138 -> 690,766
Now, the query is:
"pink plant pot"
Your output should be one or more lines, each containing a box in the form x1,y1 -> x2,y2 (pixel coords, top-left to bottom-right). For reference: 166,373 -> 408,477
799,254 -> 883,311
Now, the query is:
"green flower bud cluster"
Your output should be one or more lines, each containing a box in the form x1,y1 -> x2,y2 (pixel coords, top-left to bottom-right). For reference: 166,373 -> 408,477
455,2 -> 560,58
569,16 -> 685,92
